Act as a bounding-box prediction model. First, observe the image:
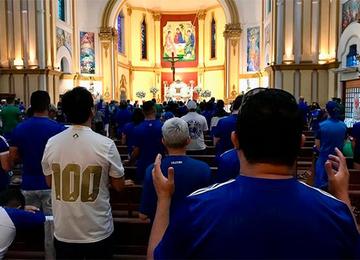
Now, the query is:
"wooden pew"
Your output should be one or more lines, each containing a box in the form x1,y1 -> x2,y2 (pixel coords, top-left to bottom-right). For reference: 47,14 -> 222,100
113,218 -> 151,256
6,225 -> 45,259
110,185 -> 142,218
190,155 -> 216,167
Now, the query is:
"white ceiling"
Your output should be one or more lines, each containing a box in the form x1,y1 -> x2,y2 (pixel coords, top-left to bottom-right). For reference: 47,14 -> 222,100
126,0 -> 219,12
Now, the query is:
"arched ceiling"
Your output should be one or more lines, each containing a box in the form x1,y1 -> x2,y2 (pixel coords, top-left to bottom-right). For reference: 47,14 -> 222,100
125,0 -> 219,12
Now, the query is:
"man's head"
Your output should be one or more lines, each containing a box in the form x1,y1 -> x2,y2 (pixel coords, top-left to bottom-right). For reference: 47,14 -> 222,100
186,100 -> 197,112
235,88 -> 303,167
30,90 -> 50,113
142,101 -> 156,117
231,95 -> 243,113
119,100 -> 127,109
326,101 -> 340,119
162,118 -> 190,149
62,87 -> 94,125
0,189 -> 25,209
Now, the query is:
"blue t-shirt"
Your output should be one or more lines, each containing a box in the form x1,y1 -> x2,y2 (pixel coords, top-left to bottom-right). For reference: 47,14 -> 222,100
213,114 -> 237,158
133,120 -> 164,183
4,207 -> 45,230
115,109 -> 132,134
315,119 -> 347,188
11,117 -> 65,190
215,149 -> 239,183
0,136 -> 9,191
122,122 -> 136,155
155,176 -> 360,259
140,155 -> 211,221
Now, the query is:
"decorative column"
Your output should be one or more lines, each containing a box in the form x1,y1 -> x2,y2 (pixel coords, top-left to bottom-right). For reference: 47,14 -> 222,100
127,6 -> 133,100
6,0 -> 15,67
36,0 -> 46,90
274,0 -> 285,89
198,11 -> 206,92
153,12 -> 162,97
99,27 -> 116,101
20,0 -> 29,67
224,23 -> 241,101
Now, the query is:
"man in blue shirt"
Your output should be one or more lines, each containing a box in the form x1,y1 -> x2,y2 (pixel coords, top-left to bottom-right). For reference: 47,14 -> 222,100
115,101 -> 132,137
315,101 -> 347,189
10,91 -> 65,215
139,118 -> 211,221
148,88 -> 359,259
0,188 -> 45,258
213,95 -> 242,160
129,101 -> 164,183
215,148 -> 239,183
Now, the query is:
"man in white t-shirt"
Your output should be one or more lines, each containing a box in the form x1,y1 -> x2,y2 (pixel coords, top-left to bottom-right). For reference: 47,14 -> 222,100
181,100 -> 208,151
41,87 -> 125,259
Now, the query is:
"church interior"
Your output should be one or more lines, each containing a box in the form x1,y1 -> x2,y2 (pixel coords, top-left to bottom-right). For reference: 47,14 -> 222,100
0,0 -> 357,109
1,0 -> 360,259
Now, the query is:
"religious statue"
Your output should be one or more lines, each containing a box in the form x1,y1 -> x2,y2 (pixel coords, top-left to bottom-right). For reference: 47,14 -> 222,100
119,74 -> 127,101
230,84 -> 238,99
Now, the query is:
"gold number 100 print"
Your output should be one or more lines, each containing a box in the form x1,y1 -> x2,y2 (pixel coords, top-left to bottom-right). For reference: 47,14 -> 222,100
52,163 -> 102,202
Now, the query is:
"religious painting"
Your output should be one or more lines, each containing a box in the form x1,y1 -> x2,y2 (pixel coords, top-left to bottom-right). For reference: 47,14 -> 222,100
141,18 -> 147,59
211,17 -> 216,59
342,0 -> 360,32
163,21 -> 196,61
353,94 -> 360,120
80,31 -> 95,74
56,27 -> 72,54
117,11 -> 125,54
247,26 -> 260,72
264,24 -> 271,66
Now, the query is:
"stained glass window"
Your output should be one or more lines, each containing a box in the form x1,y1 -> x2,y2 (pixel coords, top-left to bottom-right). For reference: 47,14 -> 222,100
211,17 -> 216,59
117,12 -> 125,54
346,44 -> 359,67
141,18 -> 147,59
58,0 -> 65,21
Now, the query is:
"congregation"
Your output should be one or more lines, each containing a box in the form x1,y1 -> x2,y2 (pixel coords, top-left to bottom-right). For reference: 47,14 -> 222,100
0,87 -> 359,259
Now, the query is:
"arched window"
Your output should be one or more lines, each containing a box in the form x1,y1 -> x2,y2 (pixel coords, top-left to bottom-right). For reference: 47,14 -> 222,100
210,16 -> 216,59
346,44 -> 359,67
58,0 -> 65,21
60,57 -> 70,73
117,11 -> 125,54
141,17 -> 147,59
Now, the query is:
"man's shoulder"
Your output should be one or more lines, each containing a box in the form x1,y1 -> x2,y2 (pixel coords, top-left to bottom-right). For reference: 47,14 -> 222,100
188,179 -> 236,199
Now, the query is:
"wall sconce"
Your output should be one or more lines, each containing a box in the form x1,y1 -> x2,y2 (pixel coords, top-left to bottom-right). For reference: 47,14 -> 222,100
13,59 -> 24,69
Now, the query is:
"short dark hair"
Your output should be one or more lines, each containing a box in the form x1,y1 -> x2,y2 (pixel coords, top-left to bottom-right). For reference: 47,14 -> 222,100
62,87 -> 94,124
232,95 -> 243,111
0,188 -> 25,209
142,101 -> 155,116
237,88 -> 303,166
30,90 -> 50,113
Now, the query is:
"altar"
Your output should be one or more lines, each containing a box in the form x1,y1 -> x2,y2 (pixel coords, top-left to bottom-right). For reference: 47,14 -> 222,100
164,80 -> 194,102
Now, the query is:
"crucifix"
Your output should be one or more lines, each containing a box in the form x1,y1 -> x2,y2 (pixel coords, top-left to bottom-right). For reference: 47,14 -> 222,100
164,52 -> 181,81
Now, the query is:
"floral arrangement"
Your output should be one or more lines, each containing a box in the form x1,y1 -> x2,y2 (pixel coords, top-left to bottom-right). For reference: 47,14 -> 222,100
150,87 -> 159,95
201,90 -> 212,98
135,91 -> 146,99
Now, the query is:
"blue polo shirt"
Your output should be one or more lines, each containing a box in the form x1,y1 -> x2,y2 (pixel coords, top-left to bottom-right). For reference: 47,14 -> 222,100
0,137 -> 9,192
215,149 -> 239,183
11,117 -> 65,190
133,120 -> 164,183
140,155 -> 211,221
213,114 -> 237,158
315,118 -> 347,188
155,176 -> 360,259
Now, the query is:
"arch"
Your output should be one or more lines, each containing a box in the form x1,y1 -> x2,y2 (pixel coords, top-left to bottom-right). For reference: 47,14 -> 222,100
101,0 -> 239,27
60,57 -> 70,73
56,46 -> 72,73
338,22 -> 360,68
